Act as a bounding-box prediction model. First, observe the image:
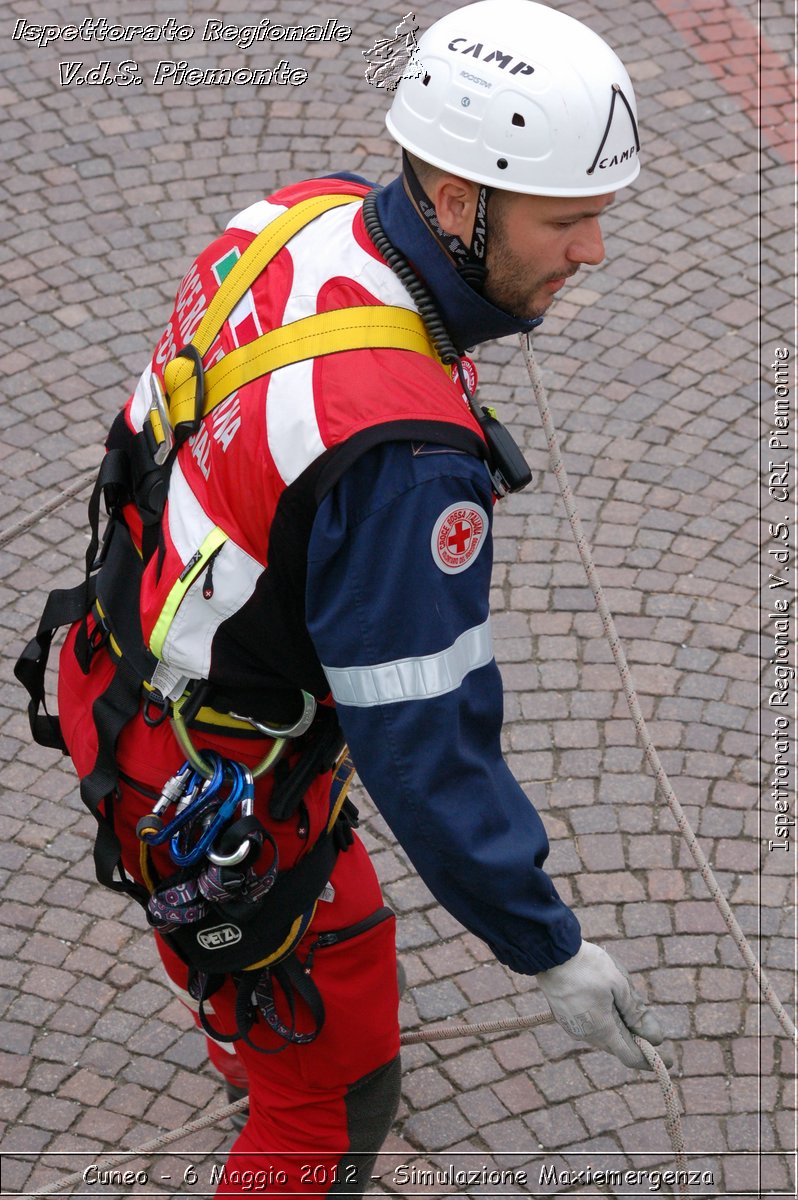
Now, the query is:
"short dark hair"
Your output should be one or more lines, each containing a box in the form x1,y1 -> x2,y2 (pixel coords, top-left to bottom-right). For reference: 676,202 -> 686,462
403,150 -> 446,192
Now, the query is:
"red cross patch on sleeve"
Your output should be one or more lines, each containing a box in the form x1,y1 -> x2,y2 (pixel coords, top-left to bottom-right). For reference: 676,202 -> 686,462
431,503 -> 488,575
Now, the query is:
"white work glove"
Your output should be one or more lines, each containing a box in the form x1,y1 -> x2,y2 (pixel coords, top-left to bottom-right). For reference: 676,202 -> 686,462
537,941 -> 671,1071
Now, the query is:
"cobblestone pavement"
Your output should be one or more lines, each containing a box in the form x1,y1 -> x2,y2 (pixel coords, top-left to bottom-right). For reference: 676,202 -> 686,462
0,0 -> 795,1197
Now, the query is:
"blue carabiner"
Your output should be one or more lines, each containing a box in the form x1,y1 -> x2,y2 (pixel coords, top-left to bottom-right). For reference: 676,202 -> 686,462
142,754 -> 224,848
169,760 -> 245,868
207,763 -> 256,867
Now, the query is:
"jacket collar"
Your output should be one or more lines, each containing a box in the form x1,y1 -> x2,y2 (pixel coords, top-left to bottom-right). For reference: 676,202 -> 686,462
375,174 -> 541,355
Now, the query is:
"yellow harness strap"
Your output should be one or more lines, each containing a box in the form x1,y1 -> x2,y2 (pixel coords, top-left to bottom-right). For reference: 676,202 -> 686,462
189,193 -> 359,359
166,305 -> 438,427
153,192 -> 439,453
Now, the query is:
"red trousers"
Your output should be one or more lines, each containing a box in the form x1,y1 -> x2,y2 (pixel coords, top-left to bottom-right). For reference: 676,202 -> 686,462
58,627 -> 401,1196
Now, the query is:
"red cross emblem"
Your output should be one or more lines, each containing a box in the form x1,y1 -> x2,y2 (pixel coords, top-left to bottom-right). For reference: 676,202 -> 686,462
432,503 -> 488,574
447,520 -> 473,555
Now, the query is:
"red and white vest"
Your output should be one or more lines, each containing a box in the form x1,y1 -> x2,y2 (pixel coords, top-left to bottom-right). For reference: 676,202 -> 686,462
112,178 -> 486,719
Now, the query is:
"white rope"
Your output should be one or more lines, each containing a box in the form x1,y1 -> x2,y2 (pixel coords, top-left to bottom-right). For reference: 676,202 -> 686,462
520,332 -> 796,1046
636,1036 -> 688,1192
0,467 -> 96,551
28,1014 -> 688,1198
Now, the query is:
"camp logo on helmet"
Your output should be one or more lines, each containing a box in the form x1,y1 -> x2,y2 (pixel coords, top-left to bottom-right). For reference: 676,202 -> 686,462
446,39 -> 534,77
597,146 -> 637,171
586,83 -> 640,177
197,923 -> 243,950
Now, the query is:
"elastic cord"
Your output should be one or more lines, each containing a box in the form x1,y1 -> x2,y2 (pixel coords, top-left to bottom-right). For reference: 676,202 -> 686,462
361,190 -> 506,483
362,190 -> 461,367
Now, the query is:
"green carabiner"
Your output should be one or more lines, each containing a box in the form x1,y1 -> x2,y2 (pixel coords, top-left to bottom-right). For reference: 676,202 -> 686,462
170,709 -> 287,780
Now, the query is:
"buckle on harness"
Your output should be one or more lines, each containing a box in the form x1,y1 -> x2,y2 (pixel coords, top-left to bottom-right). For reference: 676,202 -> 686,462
168,344 -> 206,447
146,345 -> 205,465
147,372 -> 175,466
87,609 -> 111,659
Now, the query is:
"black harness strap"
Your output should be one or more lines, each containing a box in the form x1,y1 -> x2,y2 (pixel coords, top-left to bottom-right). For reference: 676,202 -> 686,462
74,448 -> 132,671
14,579 -> 94,752
269,706 -> 345,821
250,954 -> 326,1047
192,955 -> 326,1056
81,655 -> 149,904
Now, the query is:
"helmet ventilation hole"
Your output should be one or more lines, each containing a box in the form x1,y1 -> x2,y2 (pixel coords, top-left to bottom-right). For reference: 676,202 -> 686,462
511,113 -> 525,127
497,158 -> 508,169
422,72 -> 431,86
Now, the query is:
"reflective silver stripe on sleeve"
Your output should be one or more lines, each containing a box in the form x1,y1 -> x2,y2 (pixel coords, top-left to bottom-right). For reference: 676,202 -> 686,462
323,618 -> 493,707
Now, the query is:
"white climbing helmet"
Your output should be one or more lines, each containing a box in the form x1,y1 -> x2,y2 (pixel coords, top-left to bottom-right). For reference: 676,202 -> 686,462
386,0 -> 641,197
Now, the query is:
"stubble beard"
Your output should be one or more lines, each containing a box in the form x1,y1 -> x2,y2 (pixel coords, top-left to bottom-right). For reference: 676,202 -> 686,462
483,203 -> 570,321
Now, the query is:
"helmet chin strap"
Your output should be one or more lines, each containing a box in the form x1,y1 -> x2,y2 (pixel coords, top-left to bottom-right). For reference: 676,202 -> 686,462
402,151 -> 489,293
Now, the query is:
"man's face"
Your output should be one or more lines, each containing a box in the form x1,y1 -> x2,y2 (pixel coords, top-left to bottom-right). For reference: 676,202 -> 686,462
483,190 -> 616,320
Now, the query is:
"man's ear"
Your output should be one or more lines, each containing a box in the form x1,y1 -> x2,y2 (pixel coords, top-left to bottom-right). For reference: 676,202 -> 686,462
429,175 -> 480,240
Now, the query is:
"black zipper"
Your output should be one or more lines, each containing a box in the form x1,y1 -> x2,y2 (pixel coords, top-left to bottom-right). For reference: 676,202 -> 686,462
202,545 -> 224,599
304,906 -> 394,972
312,906 -> 394,950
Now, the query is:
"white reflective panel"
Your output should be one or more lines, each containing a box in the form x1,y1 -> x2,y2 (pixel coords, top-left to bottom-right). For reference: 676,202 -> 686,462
281,202 -> 417,326
165,461 -> 215,563
324,618 -> 493,707
163,536 -> 263,678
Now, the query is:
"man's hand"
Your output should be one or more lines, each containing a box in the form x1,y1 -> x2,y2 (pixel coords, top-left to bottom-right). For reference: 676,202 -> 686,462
536,941 -> 671,1070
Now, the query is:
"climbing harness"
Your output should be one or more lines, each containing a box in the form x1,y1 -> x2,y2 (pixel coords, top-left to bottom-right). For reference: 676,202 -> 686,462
14,188 -> 470,1061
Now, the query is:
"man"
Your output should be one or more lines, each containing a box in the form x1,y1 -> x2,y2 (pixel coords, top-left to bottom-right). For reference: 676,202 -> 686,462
19,1 -> 668,1194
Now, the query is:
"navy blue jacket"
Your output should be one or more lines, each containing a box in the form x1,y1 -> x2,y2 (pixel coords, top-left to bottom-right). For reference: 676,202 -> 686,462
307,176 -> 582,973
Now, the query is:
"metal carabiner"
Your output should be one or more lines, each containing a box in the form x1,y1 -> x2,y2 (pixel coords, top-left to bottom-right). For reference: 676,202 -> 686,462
135,761 -> 194,843
206,764 -> 256,868
229,690 -> 317,741
169,761 -> 245,869
139,757 -> 224,848
169,758 -> 225,829
148,371 -> 175,467
170,710 -> 288,780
